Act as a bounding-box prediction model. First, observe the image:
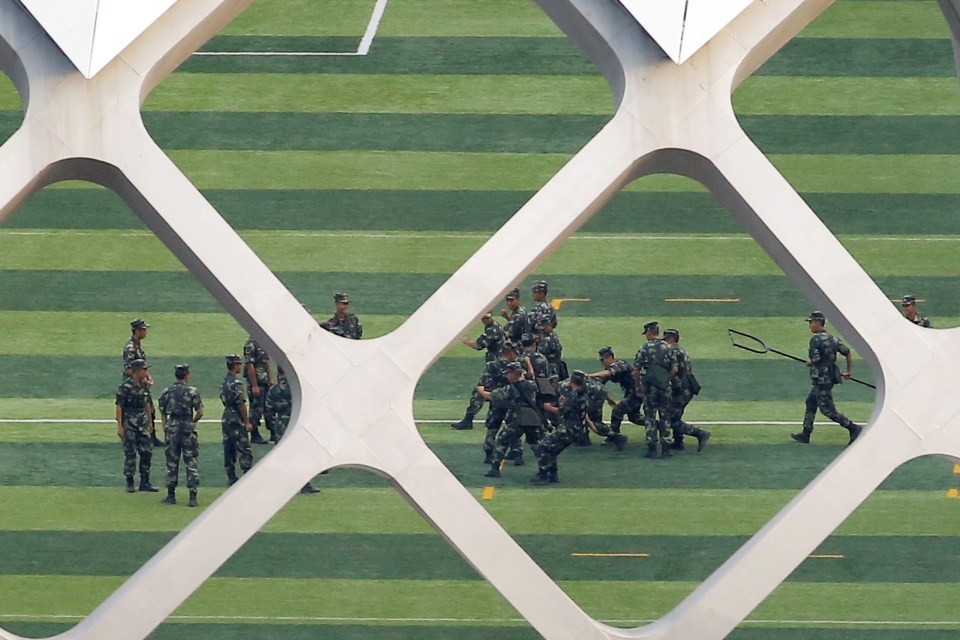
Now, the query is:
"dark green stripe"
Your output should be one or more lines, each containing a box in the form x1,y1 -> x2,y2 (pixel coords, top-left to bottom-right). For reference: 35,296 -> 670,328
4,532 -> 958,583
137,112 -> 960,154
0,270 -> 951,321
0,442 -> 940,490
10,190 -> 960,236
730,631 -> 960,640
5,624 -> 542,640
179,36 -> 954,77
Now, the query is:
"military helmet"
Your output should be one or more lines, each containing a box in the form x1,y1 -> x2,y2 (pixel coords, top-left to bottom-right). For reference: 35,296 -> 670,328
505,287 -> 520,301
174,363 -> 190,377
531,279 -> 548,293
643,320 -> 659,334
130,318 -> 150,330
225,354 -> 242,367
901,295 -> 918,307
333,292 -> 351,303
807,311 -> 826,324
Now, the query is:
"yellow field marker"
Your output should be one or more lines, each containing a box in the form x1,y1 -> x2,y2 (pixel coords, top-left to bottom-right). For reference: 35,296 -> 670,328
808,554 -> 844,559
948,488 -> 959,499
571,552 -> 650,558
482,487 -> 495,500
665,298 -> 740,303
551,298 -> 590,310
953,464 -> 960,474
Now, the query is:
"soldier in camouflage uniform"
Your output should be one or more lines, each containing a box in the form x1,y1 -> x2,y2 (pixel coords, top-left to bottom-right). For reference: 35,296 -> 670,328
122,318 -> 163,447
536,319 -> 564,378
583,376 -> 627,451
901,295 -> 932,327
243,336 -> 273,445
532,370 -> 594,484
451,312 -> 505,430
529,280 -> 558,328
477,342 -> 520,463
115,359 -> 159,493
500,288 -> 531,344
221,354 -> 253,485
634,321 -> 678,459
663,329 -> 710,452
158,364 -> 204,507
520,333 -> 550,381
265,366 -> 320,494
327,292 -> 363,339
480,362 -> 544,478
791,311 -> 862,445
588,346 -> 643,439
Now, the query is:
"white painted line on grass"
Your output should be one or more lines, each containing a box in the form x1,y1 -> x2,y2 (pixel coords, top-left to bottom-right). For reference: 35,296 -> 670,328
0,613 -> 958,627
193,0 -> 388,58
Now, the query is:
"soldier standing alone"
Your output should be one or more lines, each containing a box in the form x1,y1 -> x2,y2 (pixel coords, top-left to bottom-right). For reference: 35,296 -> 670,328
901,295 -> 932,327
327,292 -> 363,339
158,364 -> 204,507
221,354 -> 253,485
116,359 -> 159,493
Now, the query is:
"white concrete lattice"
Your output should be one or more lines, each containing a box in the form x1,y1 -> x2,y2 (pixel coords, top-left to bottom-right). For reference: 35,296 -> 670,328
1,0 -> 960,639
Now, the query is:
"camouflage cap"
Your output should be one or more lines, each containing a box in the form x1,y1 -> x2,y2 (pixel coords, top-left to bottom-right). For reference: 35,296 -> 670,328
129,359 -> 149,370
643,320 -> 659,334
505,287 -> 520,300
333,292 -> 351,303
225,354 -> 242,367
664,328 -> 680,340
598,346 -> 614,359
807,311 -> 826,323
503,361 -> 523,373
501,341 -> 518,352
521,333 -> 537,345
174,363 -> 190,377
901,295 -> 918,307
481,311 -> 493,320
531,279 -> 548,293
569,369 -> 586,384
130,318 -> 150,330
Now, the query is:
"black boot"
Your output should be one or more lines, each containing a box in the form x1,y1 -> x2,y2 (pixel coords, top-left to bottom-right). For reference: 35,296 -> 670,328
125,477 -> 135,493
139,475 -> 159,492
450,412 -> 475,430
847,423 -> 862,445
250,427 -> 269,445
671,436 -> 685,450
151,432 -> 165,447
513,452 -> 524,466
162,487 -> 176,505
697,430 -> 711,452
530,469 -> 549,485
482,451 -> 494,464
548,470 -> 560,484
791,428 -> 812,444
484,462 -> 501,478
188,490 -> 198,508
613,433 -> 628,452
660,444 -> 672,458
226,468 -> 238,486
300,483 -> 320,494
644,443 -> 658,459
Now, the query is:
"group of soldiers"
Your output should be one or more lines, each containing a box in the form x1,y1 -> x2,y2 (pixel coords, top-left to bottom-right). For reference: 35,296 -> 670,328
451,280 -> 711,484
113,293 -> 362,505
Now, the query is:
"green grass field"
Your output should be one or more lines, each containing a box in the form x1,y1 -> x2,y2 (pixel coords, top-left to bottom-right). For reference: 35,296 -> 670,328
1,0 -> 960,638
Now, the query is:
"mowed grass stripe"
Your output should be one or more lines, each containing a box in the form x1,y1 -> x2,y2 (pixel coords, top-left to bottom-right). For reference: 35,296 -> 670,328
4,531 -> 958,584
185,37 -> 955,77
138,75 -> 960,116
0,486 -> 950,536
3,576 -> 960,628
10,190 -> 960,236
2,440 -> 938,491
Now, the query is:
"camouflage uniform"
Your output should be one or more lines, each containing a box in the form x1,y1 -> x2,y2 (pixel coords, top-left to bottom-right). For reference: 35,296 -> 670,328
486,379 -> 543,471
799,331 -> 857,437
265,377 -> 293,441
327,312 -> 362,340
667,343 -> 709,451
533,380 -> 587,482
475,321 -> 505,363
116,376 -> 152,482
503,305 -> 530,344
159,380 -> 203,491
243,337 -> 273,438
584,376 -> 619,440
122,335 -> 158,444
607,359 -> 643,434
480,357 -> 514,461
220,371 -> 252,482
635,338 -> 677,455
530,300 -> 557,329
537,330 -> 563,378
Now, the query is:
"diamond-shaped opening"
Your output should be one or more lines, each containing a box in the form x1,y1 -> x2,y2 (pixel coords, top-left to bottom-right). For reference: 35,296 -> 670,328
145,468 -> 540,640
0,179 -> 286,637
728,455 -> 960,638
141,0 -> 610,340
419,168 -> 879,628
733,0 -> 959,330
0,67 -> 23,148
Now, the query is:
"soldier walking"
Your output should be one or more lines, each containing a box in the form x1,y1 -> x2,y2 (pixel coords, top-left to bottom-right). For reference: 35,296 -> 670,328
116,359 -> 159,493
634,321 -> 678,459
532,370 -> 594,484
663,329 -> 710,452
451,312 -> 505,430
791,311 -> 862,445
480,362 -> 544,478
158,364 -> 204,507
221,354 -> 253,485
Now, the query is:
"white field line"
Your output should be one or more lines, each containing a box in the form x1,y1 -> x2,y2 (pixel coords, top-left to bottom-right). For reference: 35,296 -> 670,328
193,0 -> 388,58
0,419 -> 836,426
0,613 -> 958,626
3,230 -> 960,243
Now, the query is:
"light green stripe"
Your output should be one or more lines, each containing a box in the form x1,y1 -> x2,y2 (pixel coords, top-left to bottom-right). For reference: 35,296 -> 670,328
735,77 -> 960,116
3,229 -> 960,274
222,0 -> 383,37
802,1 -> 951,39
0,486 -> 948,536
